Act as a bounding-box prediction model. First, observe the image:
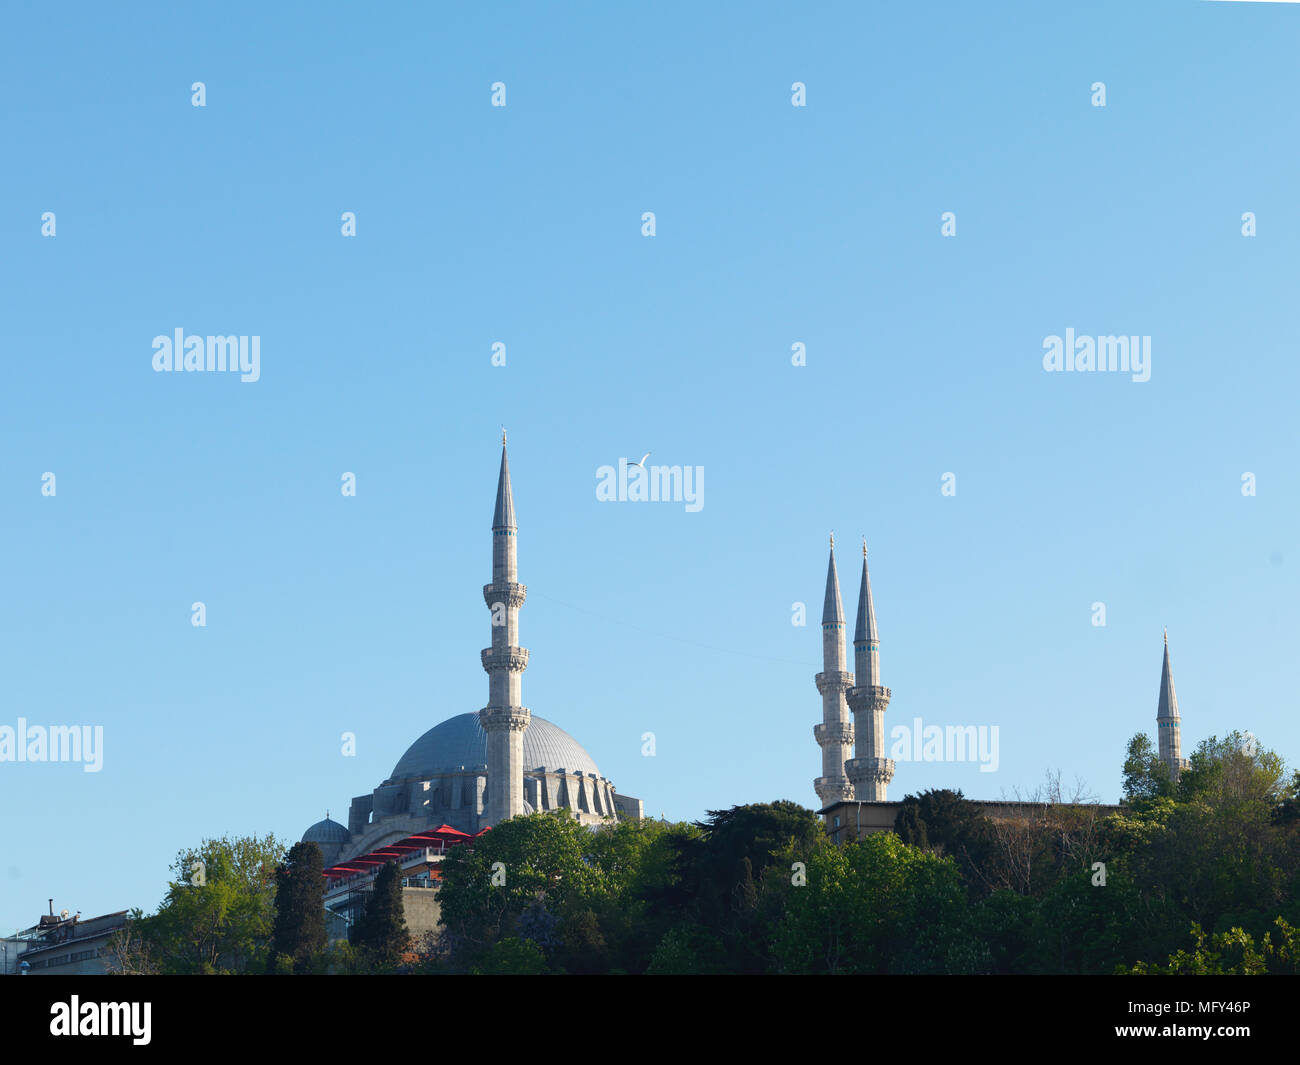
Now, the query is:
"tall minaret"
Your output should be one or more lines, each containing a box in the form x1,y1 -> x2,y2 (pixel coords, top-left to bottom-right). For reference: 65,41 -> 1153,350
479,431 -> 531,826
1156,629 -> 1186,782
814,535 -> 855,808
846,540 -> 894,801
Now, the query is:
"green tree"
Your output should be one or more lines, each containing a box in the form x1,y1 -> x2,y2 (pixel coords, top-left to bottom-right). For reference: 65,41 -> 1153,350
1129,918 -> 1299,975
119,834 -> 283,974
645,925 -> 724,974
473,937 -> 548,974
554,909 -> 608,974
1104,731 -> 1298,965
1177,731 -> 1286,809
349,860 -> 411,970
591,817 -> 700,972
269,841 -> 326,973
658,801 -> 823,973
1273,771 -> 1300,826
771,832 -> 982,974
1121,733 -> 1173,805
893,789 -> 995,894
437,811 -> 604,968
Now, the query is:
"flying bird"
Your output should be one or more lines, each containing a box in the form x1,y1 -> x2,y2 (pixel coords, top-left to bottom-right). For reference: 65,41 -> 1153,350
626,451 -> 651,469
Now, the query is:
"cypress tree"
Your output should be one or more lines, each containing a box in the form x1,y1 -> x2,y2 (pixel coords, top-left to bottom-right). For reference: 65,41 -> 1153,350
269,842 -> 327,973
349,860 -> 411,969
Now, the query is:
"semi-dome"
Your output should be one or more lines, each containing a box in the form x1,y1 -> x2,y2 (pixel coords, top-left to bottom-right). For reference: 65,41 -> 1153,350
301,815 -> 350,844
390,711 -> 602,782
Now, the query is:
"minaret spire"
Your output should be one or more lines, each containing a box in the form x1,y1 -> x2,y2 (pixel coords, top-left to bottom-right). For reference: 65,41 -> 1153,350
493,433 -> 516,531
846,539 -> 894,802
1157,630 -> 1185,782
479,435 -> 530,826
822,536 -> 845,631
814,538 -> 854,808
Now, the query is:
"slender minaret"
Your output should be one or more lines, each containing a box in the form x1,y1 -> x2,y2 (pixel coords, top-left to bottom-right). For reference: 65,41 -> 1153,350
1156,629 -> 1186,782
479,431 -> 531,826
814,535 -> 855,807
846,540 -> 894,801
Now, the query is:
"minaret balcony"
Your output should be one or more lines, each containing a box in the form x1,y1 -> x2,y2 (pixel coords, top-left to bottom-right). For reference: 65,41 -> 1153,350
846,757 -> 896,787
481,648 -> 529,673
813,776 -> 854,804
814,671 -> 854,695
846,685 -> 892,715
814,722 -> 854,748
479,706 -> 531,732
483,582 -> 527,609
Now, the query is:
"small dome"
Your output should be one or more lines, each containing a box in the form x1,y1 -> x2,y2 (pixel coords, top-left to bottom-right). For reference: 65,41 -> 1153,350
390,711 -> 602,781
302,816 -> 350,845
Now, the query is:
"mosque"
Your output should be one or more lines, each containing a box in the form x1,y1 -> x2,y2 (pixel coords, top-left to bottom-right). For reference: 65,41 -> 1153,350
813,536 -> 1188,842
301,435 -> 643,871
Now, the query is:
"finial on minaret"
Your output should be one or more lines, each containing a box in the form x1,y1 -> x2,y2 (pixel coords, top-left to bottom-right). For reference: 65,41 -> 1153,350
862,537 -> 867,559
502,426 -> 507,446
829,531 -> 835,549
1164,627 -> 1168,645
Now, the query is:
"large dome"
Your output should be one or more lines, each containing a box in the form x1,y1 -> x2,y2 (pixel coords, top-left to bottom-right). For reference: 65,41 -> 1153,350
389,712 -> 603,782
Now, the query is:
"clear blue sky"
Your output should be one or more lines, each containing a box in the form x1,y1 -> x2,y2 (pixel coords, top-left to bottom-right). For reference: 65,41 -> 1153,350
2,0 -> 1297,929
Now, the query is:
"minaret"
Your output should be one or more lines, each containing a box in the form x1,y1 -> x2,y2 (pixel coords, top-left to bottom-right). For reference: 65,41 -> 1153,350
479,431 -> 531,826
1156,629 -> 1186,782
813,534 -> 855,807
846,540 -> 894,801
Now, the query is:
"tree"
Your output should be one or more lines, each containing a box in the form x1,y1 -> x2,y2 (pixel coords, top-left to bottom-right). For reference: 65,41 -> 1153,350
269,841 -> 327,973
645,925 -> 723,975
657,801 -> 823,972
1177,731 -> 1286,810
437,812 -> 606,968
771,832 -> 982,974
119,834 -> 282,974
349,860 -> 410,970
1272,771 -> 1300,826
893,789 -> 994,894
1122,733 -> 1173,805
555,909 -> 608,974
474,937 -> 547,974
1105,731 -> 1298,965
1129,918 -> 1299,975
103,910 -> 159,975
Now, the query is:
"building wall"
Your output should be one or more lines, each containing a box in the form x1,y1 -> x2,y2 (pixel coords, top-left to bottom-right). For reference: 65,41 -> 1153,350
339,769 -> 637,863
401,886 -> 441,939
821,800 -> 1125,845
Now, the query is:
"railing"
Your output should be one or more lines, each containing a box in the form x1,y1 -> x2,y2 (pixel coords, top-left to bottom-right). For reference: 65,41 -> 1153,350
325,849 -> 446,899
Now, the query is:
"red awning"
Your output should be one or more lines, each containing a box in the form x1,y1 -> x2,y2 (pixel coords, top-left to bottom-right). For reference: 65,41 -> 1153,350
321,823 -> 485,880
